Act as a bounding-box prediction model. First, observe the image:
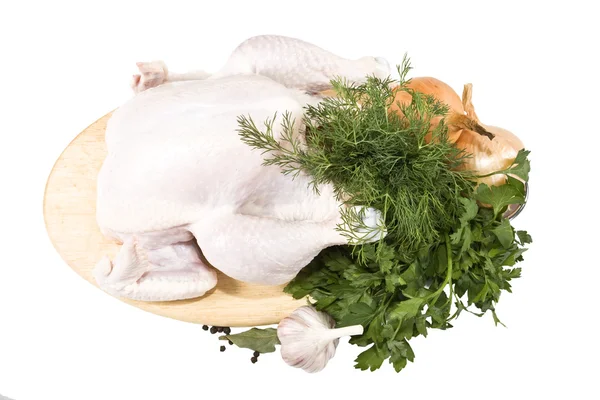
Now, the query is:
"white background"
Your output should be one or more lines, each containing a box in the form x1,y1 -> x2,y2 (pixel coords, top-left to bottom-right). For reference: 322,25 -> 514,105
1,1 -> 598,399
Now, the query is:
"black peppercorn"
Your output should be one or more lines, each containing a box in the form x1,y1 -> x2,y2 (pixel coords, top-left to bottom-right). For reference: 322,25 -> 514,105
228,340 -> 233,345
202,325 -> 209,331
217,327 -> 224,333
210,326 -> 217,334
251,356 -> 258,364
224,327 -> 231,335
220,346 -> 226,352
253,351 -> 260,357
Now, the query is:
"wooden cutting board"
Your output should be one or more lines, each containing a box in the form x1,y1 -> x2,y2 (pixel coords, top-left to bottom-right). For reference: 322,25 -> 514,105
43,112 -> 305,327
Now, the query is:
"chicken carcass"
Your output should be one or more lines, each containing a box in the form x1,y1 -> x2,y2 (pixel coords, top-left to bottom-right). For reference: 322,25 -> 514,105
94,35 -> 390,302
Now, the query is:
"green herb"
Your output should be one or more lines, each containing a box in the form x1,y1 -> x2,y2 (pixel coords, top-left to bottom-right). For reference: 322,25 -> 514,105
219,328 -> 280,353
284,172 -> 530,371
238,56 -> 475,260
237,55 -> 531,372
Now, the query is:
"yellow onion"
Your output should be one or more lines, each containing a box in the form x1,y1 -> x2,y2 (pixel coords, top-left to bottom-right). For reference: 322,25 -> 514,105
390,77 -> 500,141
390,77 -> 465,143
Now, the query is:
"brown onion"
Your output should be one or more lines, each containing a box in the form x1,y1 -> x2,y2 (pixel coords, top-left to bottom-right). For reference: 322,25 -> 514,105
390,77 -> 498,144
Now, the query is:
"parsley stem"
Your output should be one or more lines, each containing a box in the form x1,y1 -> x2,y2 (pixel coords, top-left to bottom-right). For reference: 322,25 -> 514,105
475,168 -> 510,178
447,244 -> 454,307
428,234 -> 453,305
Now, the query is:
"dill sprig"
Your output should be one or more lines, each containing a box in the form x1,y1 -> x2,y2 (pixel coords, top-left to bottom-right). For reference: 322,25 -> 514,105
237,56 -> 474,260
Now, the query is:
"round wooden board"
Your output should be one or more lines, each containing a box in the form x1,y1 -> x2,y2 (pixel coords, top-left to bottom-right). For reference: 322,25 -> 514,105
43,112 -> 305,327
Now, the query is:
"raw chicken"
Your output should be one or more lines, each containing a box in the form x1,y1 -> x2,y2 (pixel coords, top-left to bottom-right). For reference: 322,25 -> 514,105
94,35 -> 391,302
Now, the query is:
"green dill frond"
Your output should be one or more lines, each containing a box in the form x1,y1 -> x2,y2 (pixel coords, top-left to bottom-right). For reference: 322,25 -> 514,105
238,57 -> 475,259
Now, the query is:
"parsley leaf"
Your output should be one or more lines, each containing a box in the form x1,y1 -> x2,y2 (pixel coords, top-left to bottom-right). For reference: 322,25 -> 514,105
355,345 -> 389,371
507,149 -> 531,181
339,302 -> 376,327
492,219 -> 514,249
474,183 -> 525,216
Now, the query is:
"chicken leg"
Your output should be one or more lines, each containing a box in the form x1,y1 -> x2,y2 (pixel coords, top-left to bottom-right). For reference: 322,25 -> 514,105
131,34 -> 391,93
94,228 -> 217,301
190,206 -> 385,285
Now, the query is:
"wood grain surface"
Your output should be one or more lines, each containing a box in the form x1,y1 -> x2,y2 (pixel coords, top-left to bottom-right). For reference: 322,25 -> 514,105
43,113 -> 305,327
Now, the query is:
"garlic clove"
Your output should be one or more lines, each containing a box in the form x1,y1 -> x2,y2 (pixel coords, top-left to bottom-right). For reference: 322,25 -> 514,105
277,305 -> 364,373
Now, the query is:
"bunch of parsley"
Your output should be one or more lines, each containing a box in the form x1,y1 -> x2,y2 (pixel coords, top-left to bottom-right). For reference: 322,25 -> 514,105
237,56 -> 531,372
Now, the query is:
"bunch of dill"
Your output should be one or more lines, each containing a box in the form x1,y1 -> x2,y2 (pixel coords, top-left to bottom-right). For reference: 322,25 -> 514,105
238,57 -> 474,261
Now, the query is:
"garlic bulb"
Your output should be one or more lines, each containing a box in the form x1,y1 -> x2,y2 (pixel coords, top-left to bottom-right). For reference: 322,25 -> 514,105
277,306 -> 364,373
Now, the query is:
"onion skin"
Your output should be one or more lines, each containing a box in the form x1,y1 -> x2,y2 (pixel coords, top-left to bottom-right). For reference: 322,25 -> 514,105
396,77 -> 465,115
454,128 -> 521,186
389,77 -> 464,143
481,124 -> 524,153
